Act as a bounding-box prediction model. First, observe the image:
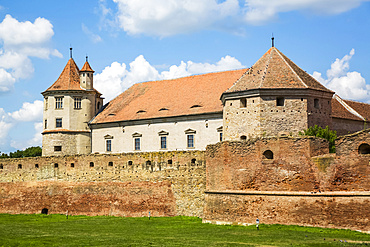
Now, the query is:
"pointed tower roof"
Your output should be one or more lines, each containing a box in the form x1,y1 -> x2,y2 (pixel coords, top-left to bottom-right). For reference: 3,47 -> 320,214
225,47 -> 333,94
80,61 -> 94,72
44,58 -> 83,92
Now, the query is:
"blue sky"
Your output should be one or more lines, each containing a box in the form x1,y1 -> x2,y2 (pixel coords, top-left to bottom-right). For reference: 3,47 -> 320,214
0,0 -> 369,153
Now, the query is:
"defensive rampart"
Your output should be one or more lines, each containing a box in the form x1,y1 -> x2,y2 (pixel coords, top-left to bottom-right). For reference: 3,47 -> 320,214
0,151 -> 206,217
204,132 -> 370,231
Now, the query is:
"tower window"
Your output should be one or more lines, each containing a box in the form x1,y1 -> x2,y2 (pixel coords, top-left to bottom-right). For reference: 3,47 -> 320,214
106,139 -> 112,152
44,119 -> 47,129
314,99 -> 320,109
54,146 -> 62,152
240,98 -> 247,108
219,132 -> 223,142
55,97 -> 63,109
276,97 -> 284,106
90,162 -> 94,167
187,134 -> 194,148
74,97 -> 82,109
45,97 -> 48,110
56,118 -> 62,128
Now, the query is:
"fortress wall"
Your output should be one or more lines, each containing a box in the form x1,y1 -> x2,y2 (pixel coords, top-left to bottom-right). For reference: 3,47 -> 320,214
204,135 -> 370,231
203,192 -> 370,231
332,118 -> 365,136
206,137 -> 329,192
0,150 -> 206,217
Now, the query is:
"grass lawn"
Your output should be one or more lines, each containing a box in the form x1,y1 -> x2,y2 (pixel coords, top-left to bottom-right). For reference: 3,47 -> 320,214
0,214 -> 369,246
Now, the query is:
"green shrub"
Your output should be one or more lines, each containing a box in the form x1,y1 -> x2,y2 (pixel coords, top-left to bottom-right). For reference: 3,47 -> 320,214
299,125 -> 337,153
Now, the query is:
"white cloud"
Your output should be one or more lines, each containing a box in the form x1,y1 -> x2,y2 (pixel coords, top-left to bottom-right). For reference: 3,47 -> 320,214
95,55 -> 244,102
312,49 -> 370,103
112,0 -> 239,36
110,0 -> 369,36
0,108 -> 13,147
10,100 -> 43,122
0,15 -> 61,92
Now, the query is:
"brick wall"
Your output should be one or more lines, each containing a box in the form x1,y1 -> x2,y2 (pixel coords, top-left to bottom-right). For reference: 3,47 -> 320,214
0,150 -> 206,217
204,134 -> 370,231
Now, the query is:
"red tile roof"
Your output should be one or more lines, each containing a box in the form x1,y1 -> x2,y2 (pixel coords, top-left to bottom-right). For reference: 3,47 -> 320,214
43,58 -> 100,95
342,99 -> 370,121
331,96 -> 363,121
91,69 -> 248,124
80,61 -> 94,72
226,47 -> 333,93
44,58 -> 82,92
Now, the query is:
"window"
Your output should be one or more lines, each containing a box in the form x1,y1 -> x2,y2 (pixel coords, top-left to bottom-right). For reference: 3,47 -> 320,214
35,164 -> 39,168
358,143 -> 370,154
71,163 -> 75,168
187,134 -> 194,148
128,161 -> 133,166
44,119 -> 47,129
108,162 -> 113,166
240,98 -> 247,108
240,135 -> 247,141
90,162 -> 94,167
168,160 -> 173,165
45,97 -> 48,110
106,139 -> 112,152
263,150 -> 274,159
74,97 -> 82,109
220,132 -> 223,142
276,97 -> 284,106
0,164 -> 3,169
191,158 -> 196,164
134,138 -> 140,150
56,118 -> 62,128
160,136 -> 167,149
54,163 -> 58,168
54,146 -> 62,152
55,97 -> 63,109
18,164 -> 22,169
314,99 -> 320,109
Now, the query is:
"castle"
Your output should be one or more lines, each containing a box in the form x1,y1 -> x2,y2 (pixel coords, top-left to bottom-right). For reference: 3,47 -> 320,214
41,46 -> 370,156
0,45 -> 369,232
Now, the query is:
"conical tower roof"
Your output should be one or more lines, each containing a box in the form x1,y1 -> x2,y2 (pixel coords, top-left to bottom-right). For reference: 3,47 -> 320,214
225,47 -> 333,93
80,61 -> 94,72
45,58 -> 83,91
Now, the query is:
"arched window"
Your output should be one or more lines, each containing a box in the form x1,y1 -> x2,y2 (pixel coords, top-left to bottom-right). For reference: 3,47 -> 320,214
358,143 -> 370,154
263,150 -> 274,159
41,208 -> 48,214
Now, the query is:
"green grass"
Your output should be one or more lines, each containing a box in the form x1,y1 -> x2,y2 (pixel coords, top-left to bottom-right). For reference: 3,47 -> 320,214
0,214 -> 369,246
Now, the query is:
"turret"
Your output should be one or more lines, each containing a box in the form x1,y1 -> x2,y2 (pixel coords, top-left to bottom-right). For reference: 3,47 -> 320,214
80,56 -> 94,90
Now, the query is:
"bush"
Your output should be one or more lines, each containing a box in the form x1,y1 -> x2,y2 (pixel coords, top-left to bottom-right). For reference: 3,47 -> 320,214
299,125 -> 337,153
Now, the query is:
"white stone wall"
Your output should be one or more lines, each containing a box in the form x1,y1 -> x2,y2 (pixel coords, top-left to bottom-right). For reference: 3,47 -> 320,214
91,116 -> 223,154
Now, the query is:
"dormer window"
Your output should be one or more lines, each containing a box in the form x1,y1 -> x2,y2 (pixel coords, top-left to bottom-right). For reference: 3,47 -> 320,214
190,105 -> 202,108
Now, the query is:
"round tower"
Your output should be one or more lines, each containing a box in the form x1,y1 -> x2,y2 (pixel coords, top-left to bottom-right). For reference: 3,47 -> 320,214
41,52 -> 103,156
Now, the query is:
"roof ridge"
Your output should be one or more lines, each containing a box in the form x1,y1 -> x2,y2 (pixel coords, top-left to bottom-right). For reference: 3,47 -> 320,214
334,94 -> 365,121
259,48 -> 273,88
274,48 -> 308,88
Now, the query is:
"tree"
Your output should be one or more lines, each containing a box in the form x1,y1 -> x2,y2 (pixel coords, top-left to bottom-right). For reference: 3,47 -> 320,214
0,146 -> 42,159
299,125 -> 337,153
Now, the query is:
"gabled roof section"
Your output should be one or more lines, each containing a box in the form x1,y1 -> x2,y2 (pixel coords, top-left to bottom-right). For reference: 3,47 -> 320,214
80,61 -> 94,72
226,47 -> 333,94
331,94 -> 370,121
91,69 -> 247,124
44,58 -> 82,92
